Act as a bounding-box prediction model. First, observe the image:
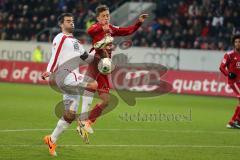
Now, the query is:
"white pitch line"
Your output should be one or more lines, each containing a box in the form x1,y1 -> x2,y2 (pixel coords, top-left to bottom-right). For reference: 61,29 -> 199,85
96,129 -> 240,134
0,128 -> 239,134
0,129 -> 52,132
0,144 -> 239,149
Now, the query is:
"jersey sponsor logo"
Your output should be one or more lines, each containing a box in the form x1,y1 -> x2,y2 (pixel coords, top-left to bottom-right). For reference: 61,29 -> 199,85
236,62 -> 240,68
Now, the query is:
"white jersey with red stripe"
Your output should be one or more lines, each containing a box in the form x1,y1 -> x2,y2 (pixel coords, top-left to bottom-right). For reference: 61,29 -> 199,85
47,33 -> 85,74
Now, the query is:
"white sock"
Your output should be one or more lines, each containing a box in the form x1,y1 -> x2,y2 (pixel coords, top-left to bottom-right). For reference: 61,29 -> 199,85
50,118 -> 70,143
81,90 -> 94,120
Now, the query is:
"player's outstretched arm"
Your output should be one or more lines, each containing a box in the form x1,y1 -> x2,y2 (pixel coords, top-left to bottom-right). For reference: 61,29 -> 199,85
112,14 -> 149,36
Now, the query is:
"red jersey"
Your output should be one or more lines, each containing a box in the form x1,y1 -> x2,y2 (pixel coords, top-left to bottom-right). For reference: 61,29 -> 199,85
219,50 -> 240,84
87,20 -> 142,55
86,20 -> 142,95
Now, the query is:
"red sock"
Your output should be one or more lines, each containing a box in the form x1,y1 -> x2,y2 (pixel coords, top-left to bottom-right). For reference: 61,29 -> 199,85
236,106 -> 240,122
229,106 -> 240,124
89,104 -> 104,123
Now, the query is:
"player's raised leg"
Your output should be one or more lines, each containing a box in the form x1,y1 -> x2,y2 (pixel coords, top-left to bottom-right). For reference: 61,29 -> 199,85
82,74 -> 110,133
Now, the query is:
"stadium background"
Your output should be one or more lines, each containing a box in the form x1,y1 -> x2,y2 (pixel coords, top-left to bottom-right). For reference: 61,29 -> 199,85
0,0 -> 240,160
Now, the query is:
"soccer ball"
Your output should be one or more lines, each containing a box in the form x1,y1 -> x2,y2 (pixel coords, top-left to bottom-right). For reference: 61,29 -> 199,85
98,58 -> 114,75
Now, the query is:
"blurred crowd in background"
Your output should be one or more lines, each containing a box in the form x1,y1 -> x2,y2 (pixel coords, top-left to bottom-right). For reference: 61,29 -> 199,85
0,0 -> 240,50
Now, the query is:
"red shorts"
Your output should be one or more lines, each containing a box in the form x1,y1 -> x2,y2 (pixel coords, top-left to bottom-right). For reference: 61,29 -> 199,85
230,82 -> 240,98
86,62 -> 110,95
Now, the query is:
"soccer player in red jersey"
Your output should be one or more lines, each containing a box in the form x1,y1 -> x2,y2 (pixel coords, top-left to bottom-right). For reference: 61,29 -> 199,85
80,5 -> 148,133
219,34 -> 240,129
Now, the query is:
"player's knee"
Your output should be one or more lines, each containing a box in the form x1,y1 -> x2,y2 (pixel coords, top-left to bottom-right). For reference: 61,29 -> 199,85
63,110 -> 76,123
102,98 -> 110,108
86,80 -> 98,91
91,81 -> 98,90
99,93 -> 110,107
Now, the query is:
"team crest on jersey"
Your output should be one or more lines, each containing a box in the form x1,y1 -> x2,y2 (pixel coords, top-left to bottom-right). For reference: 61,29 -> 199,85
236,62 -> 240,68
73,40 -> 79,51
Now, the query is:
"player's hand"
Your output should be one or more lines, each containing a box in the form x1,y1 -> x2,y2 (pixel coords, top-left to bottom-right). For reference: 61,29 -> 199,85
139,14 -> 149,23
102,24 -> 110,32
41,71 -> 51,80
228,72 -> 237,79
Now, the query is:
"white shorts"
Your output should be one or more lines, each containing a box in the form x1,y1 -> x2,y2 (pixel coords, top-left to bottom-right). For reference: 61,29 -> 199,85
63,70 -> 86,87
62,70 -> 85,112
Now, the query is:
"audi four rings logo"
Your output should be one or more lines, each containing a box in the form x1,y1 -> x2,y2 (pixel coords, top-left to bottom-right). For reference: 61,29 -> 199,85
144,52 -> 179,69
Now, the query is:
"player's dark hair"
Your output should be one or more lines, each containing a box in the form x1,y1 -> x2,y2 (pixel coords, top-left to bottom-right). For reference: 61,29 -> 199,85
232,34 -> 240,45
57,13 -> 73,26
95,5 -> 109,17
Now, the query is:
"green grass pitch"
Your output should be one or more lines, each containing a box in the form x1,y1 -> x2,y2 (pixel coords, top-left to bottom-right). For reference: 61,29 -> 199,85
0,83 -> 240,160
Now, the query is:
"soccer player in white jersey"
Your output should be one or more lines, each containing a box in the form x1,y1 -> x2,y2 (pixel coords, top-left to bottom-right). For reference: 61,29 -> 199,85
41,13 -> 97,156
